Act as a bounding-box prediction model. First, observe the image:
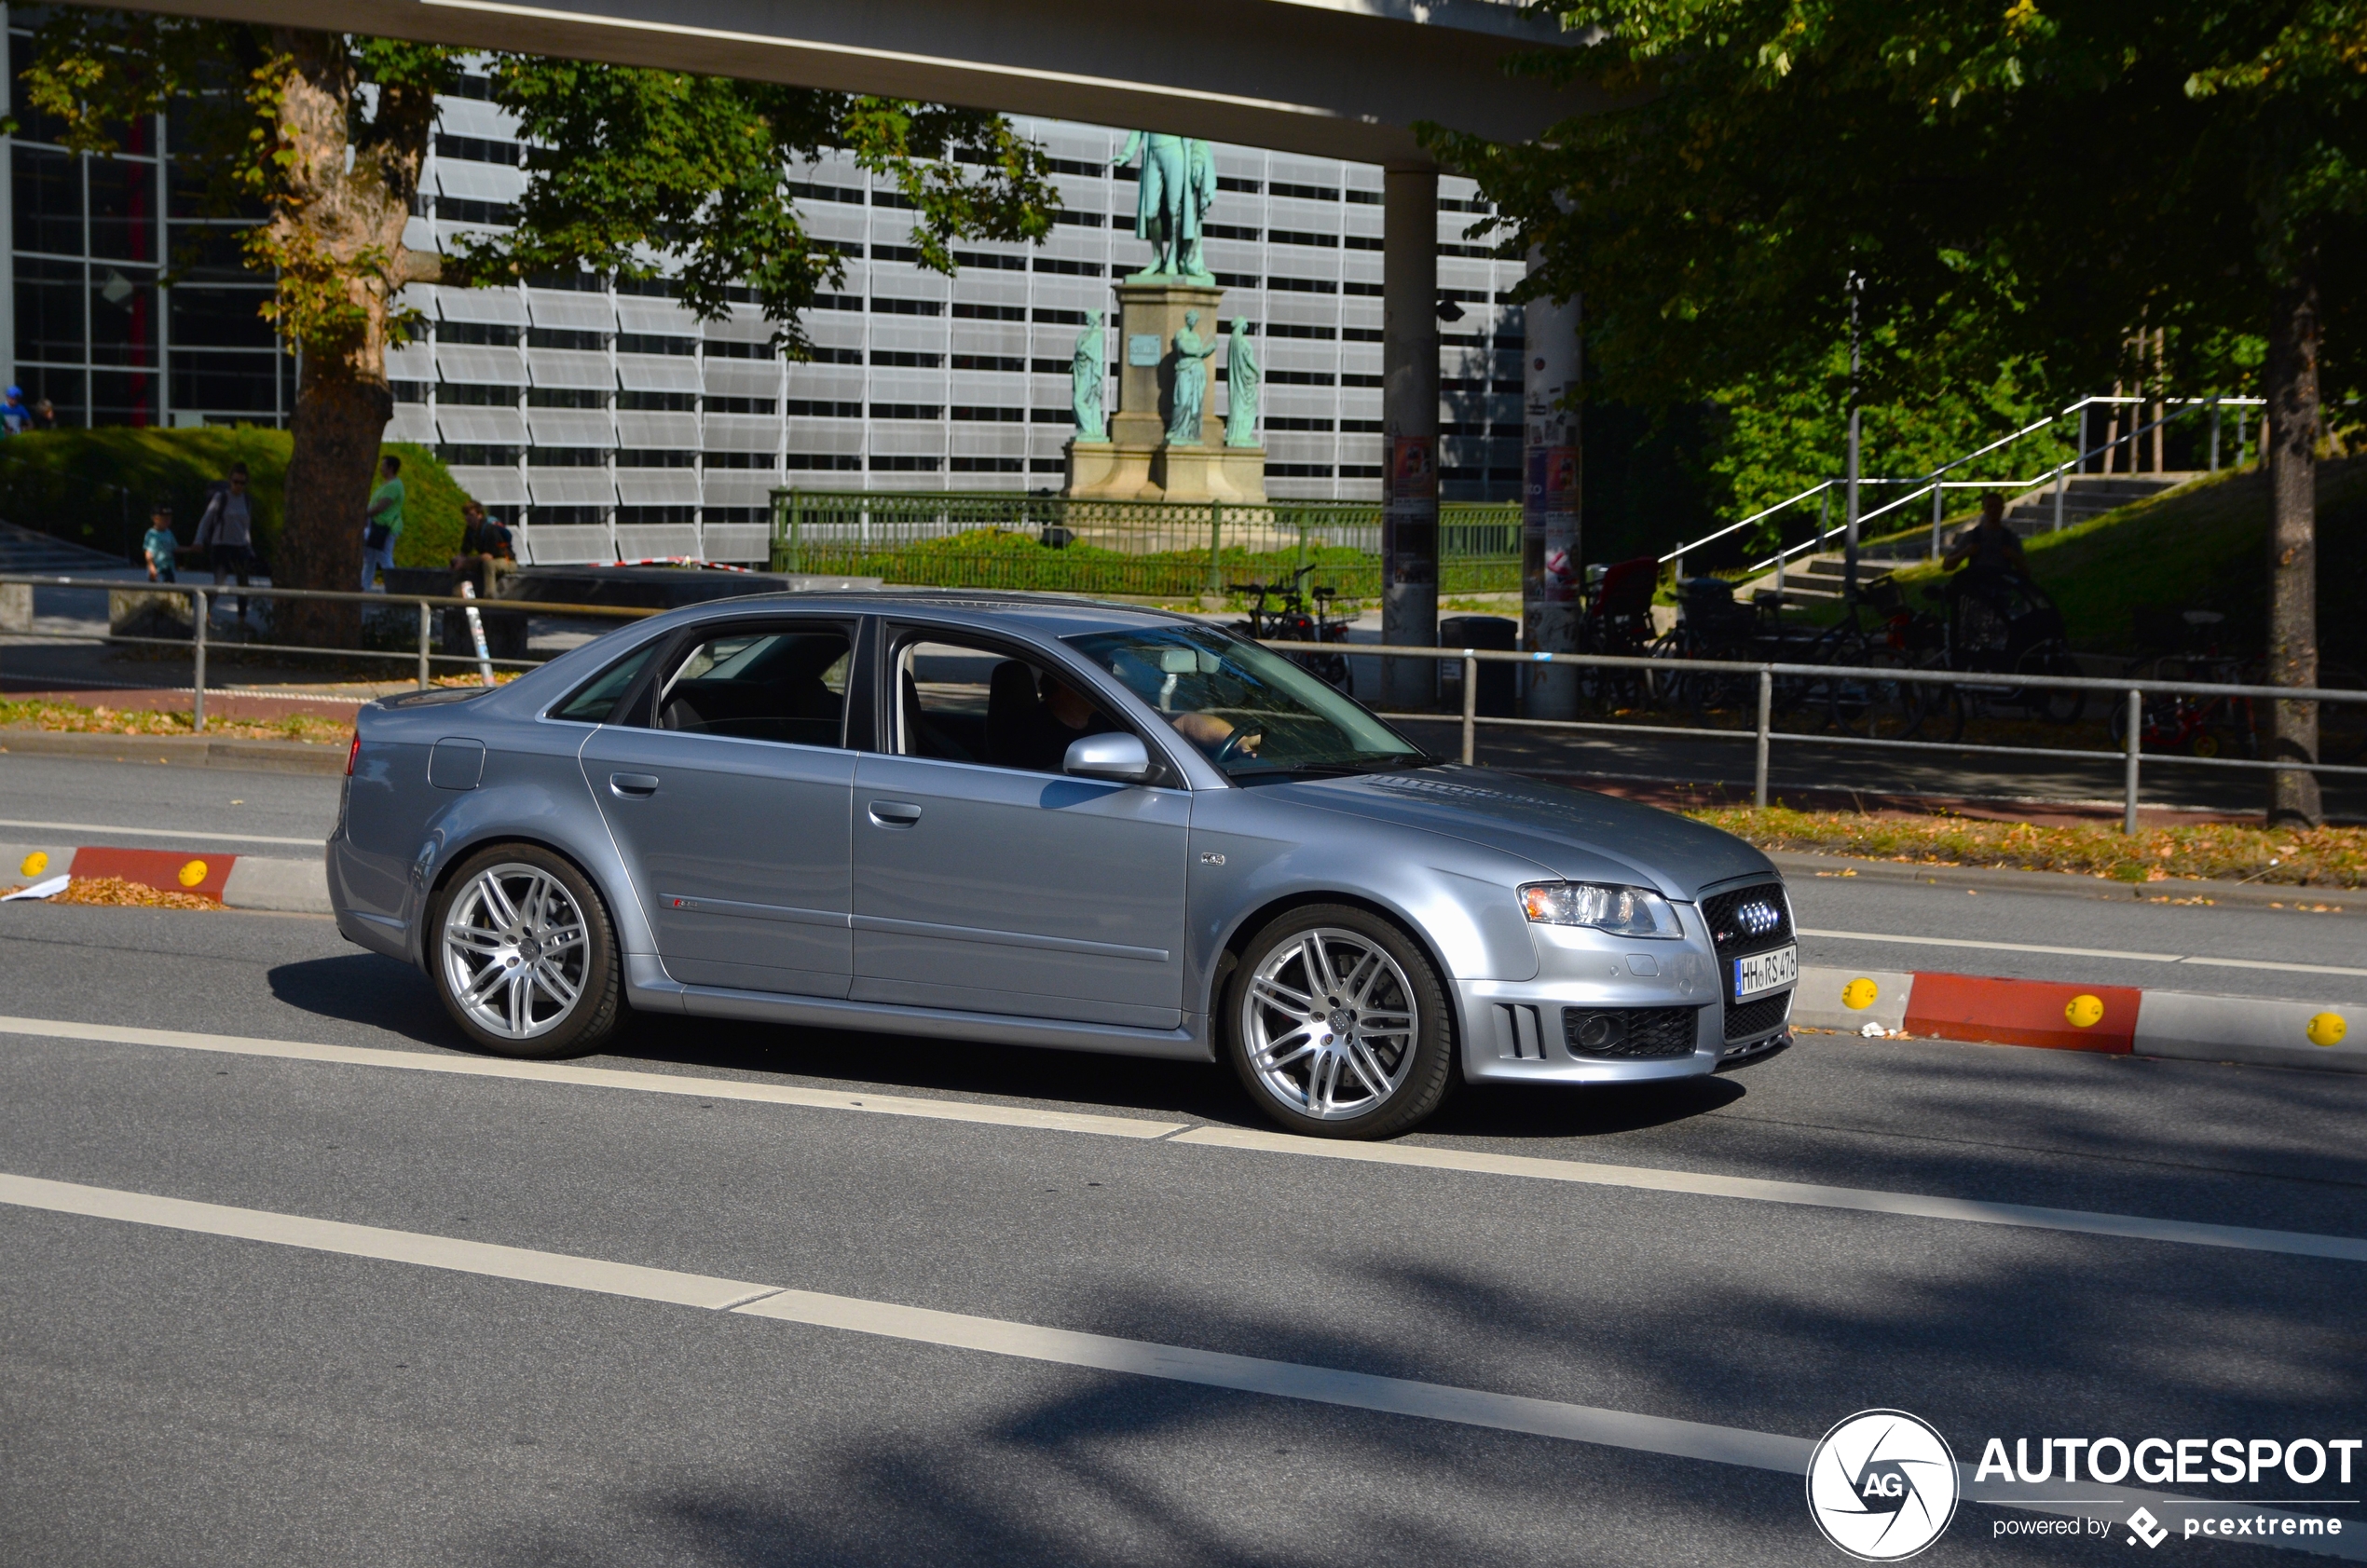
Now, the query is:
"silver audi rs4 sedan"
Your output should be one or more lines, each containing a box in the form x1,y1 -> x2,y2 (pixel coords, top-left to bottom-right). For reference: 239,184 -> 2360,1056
330,592 -> 1796,1139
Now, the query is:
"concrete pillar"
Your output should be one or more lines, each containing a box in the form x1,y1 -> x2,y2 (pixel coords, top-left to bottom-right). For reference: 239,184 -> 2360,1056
1521,252 -> 1580,718
1381,167 -> 1439,709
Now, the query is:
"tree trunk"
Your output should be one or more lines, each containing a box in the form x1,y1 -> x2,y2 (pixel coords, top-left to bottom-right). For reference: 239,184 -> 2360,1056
262,29 -> 433,647
2264,266 -> 2321,828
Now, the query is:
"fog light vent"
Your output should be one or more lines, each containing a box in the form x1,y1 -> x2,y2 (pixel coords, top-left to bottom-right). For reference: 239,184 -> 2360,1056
1563,1006 -> 1699,1059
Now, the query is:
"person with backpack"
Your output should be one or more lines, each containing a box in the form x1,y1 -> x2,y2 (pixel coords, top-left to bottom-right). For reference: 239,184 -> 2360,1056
192,462 -> 256,619
362,454 -> 404,591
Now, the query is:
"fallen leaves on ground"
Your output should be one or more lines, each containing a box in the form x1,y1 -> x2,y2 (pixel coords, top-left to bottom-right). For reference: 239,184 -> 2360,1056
1687,805 -> 2367,889
0,699 -> 349,746
48,876 -> 217,909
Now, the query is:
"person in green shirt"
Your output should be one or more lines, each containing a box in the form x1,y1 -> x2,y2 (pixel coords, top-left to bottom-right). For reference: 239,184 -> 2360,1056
362,454 -> 405,591
142,502 -> 178,583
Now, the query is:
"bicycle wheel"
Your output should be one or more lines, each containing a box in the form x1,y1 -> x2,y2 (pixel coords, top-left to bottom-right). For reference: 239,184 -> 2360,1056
1921,683 -> 1967,744
1829,648 -> 1924,741
2015,640 -> 2086,724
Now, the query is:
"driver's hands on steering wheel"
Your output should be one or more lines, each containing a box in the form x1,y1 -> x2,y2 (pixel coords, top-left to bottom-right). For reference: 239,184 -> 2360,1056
1171,710 -> 1261,761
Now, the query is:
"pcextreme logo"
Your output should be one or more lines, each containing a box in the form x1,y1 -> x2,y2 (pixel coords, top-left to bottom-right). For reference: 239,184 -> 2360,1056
1807,1410 -> 1962,1561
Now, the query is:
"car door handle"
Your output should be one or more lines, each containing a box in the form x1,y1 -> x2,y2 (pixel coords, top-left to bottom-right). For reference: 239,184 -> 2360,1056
609,772 -> 660,798
868,799 -> 923,826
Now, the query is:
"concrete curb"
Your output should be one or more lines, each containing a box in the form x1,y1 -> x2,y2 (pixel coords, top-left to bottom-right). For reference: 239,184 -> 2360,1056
1793,963 -> 2362,1074
4,841 -> 329,914
1769,850 -> 2359,915
0,729 -> 348,774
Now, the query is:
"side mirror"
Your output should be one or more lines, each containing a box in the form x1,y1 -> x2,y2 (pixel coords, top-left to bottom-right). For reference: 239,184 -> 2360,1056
1065,731 -> 1157,784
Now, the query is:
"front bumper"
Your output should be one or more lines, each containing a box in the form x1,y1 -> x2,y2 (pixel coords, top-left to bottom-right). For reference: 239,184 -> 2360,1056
1456,902 -> 1794,1084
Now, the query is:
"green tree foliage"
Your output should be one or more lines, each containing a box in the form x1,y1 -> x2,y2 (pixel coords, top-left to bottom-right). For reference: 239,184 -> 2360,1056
447,69 -> 1052,354
1430,0 -> 2363,820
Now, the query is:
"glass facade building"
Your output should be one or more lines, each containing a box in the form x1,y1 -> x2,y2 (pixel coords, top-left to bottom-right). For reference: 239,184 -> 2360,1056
4,44 -> 1526,565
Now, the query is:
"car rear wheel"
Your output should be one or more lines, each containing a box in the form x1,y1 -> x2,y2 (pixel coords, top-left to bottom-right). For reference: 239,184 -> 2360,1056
431,844 -> 621,1059
1225,904 -> 1455,1139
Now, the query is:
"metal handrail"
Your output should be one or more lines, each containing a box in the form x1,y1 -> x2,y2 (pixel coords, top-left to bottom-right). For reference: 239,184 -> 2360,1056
1266,639 -> 2361,834
1658,392 -> 2268,576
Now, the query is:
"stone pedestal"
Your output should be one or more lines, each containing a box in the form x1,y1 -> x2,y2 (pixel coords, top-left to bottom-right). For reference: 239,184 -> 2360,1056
1064,279 -> 1266,504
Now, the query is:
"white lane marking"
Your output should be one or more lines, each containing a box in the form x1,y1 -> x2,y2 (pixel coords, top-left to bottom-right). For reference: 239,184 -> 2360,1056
1170,1127 -> 2367,1266
0,817 -> 323,848
1800,927 -> 2367,980
6,1172 -> 2349,1557
8,1012 -> 2367,1263
1796,928 -> 2183,963
2180,955 -> 2367,979
0,1171 -> 771,1309
0,1016 -> 1185,1141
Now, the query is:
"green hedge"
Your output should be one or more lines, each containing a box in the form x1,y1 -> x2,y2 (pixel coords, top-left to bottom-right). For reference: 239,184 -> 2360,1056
0,427 -> 475,571
777,526 -> 1520,598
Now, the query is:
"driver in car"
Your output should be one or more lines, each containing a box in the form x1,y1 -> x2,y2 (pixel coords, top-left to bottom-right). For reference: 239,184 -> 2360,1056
1171,711 -> 1260,757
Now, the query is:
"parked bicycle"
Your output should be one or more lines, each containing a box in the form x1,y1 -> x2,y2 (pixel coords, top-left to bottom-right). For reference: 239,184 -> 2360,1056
1229,564 -> 1353,689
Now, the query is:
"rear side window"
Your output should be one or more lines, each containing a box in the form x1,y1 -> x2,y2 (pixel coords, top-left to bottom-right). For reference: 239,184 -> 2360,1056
550,642 -> 659,723
643,626 -> 853,748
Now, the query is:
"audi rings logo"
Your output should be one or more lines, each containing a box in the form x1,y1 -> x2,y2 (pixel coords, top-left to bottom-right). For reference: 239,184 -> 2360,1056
1807,1410 -> 1962,1561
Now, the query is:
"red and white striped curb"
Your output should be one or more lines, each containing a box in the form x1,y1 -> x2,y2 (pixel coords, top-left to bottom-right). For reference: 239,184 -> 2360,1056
1794,964 -> 2362,1075
3,842 -> 327,914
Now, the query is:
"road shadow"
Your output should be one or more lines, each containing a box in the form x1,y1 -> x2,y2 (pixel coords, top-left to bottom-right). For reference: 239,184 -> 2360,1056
266,951 -> 451,1045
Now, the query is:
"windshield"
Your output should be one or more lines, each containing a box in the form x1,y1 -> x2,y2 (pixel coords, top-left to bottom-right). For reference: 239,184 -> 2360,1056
1064,623 -> 1429,783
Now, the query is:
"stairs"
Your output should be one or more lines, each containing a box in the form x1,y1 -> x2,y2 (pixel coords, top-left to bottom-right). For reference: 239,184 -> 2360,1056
0,519 -> 126,575
1733,470 -> 2200,601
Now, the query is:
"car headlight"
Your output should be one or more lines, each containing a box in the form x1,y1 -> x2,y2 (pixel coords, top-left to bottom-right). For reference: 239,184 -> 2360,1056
1519,881 -> 1683,938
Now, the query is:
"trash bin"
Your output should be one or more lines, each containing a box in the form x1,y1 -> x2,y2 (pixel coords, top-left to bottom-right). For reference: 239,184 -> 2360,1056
1438,614 -> 1517,717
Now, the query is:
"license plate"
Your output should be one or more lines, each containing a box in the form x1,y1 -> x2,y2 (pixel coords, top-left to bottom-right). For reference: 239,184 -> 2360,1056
1733,945 -> 1798,1000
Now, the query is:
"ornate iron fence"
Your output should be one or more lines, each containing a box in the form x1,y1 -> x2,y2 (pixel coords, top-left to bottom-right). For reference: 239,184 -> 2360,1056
769,488 -> 1521,598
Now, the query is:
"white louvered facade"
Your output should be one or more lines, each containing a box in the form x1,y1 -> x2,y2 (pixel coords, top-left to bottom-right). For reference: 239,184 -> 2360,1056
398,102 -> 1527,566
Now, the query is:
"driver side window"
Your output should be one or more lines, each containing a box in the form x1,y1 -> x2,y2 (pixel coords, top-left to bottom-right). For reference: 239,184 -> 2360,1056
896,637 -> 1119,774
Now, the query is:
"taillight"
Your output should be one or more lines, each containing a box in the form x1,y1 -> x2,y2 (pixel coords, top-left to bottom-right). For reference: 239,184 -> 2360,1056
345,732 -> 361,776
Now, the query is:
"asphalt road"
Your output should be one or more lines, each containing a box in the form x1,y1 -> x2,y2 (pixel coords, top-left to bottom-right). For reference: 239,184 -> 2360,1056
3,757 -> 2363,1564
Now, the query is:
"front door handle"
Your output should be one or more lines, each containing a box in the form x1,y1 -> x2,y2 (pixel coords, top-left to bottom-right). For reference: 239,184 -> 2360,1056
609,772 -> 660,798
868,799 -> 923,826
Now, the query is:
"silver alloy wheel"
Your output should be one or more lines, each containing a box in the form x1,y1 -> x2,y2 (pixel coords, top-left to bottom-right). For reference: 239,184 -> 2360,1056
1241,926 -> 1419,1120
440,862 -> 591,1042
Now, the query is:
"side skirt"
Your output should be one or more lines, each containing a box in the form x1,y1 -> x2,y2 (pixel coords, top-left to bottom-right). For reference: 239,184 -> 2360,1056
625,957 -> 1214,1063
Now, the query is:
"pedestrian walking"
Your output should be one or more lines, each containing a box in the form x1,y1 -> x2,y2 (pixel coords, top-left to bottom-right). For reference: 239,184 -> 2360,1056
192,462 -> 258,619
30,397 -> 56,431
142,503 -> 178,583
362,454 -> 405,592
0,386 -> 30,437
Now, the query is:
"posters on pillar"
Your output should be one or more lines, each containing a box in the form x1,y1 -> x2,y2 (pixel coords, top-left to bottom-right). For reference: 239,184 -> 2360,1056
1526,443 -> 1580,604
1386,434 -> 1438,587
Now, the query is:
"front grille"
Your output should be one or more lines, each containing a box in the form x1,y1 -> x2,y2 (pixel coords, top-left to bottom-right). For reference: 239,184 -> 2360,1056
1702,882 -> 1792,959
1723,990 -> 1793,1043
1564,1005 -> 1701,1060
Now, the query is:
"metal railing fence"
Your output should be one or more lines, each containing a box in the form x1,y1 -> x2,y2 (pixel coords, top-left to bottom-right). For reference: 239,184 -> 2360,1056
0,574 -> 654,731
771,488 -> 1522,598
1269,640 -> 2367,833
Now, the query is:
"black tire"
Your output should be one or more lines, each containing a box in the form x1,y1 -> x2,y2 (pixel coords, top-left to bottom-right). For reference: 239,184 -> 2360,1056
1224,903 -> 1456,1139
2015,641 -> 2086,724
428,842 -> 623,1059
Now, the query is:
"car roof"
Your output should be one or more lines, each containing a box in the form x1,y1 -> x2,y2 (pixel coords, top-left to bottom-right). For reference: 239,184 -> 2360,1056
661,589 -> 1204,640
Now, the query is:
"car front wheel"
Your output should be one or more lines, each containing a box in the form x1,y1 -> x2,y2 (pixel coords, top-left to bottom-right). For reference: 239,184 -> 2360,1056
431,844 -> 622,1059
1225,904 -> 1455,1139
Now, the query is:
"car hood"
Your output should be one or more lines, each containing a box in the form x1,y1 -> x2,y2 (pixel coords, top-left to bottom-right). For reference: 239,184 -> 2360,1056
1264,766 -> 1775,902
